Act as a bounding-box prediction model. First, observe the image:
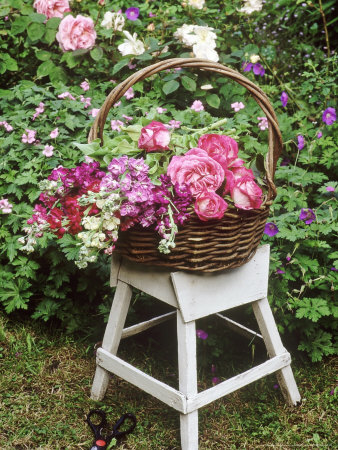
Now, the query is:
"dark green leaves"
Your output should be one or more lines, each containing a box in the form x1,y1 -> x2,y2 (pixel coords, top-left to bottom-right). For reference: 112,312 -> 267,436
163,80 -> 180,95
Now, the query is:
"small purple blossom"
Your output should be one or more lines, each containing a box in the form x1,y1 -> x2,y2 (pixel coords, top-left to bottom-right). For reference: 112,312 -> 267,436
297,135 -> 305,150
257,117 -> 268,130
212,377 -> 220,385
264,222 -> 279,237
280,91 -> 288,107
317,131 -> 323,139
253,63 -> 265,76
149,12 -> 156,17
242,61 -> 253,72
111,120 -> 124,132
124,87 -> 134,100
322,107 -> 336,125
273,384 -> 279,390
276,269 -> 285,274
196,329 -> 208,340
32,102 -> 45,121
286,256 -> 291,262
330,267 -> 338,272
299,208 -> 316,225
125,7 -> 140,21
326,186 -> 335,192
80,81 -> 90,91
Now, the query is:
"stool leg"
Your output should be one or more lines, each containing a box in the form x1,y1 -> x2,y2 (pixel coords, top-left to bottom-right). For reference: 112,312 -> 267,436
252,297 -> 301,406
91,280 -> 132,401
177,311 -> 198,450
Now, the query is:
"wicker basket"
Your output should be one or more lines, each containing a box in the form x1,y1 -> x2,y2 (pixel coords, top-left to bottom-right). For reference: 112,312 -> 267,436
88,58 -> 282,272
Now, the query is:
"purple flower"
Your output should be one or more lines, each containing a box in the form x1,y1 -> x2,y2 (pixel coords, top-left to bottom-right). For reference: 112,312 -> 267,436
299,208 -> 316,225
242,61 -> 253,72
297,135 -> 305,150
276,269 -> 285,274
280,158 -> 290,166
125,7 -> 140,21
253,63 -> 265,76
280,91 -> 288,107
196,329 -> 208,340
326,186 -> 335,192
317,131 -> 323,139
273,384 -> 279,390
212,377 -> 220,385
264,222 -> 279,237
322,107 -> 336,125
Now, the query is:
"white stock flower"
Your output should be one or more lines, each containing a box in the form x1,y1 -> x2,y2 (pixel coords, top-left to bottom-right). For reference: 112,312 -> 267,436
239,0 -> 263,14
101,11 -> 125,31
118,31 -> 145,56
187,0 -> 205,9
82,216 -> 101,231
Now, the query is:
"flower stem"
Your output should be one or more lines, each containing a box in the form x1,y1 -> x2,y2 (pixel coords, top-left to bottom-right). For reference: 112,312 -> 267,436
318,0 -> 330,58
181,117 -> 228,133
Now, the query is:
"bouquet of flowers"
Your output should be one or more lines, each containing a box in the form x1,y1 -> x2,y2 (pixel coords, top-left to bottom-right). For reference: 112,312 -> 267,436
20,119 -> 266,269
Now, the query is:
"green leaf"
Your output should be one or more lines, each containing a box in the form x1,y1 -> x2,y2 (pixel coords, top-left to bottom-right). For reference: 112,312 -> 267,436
295,298 -> 331,322
49,66 -> 68,83
11,16 -> 30,35
135,52 -> 152,61
112,58 -> 129,75
163,80 -> 180,95
46,17 -> 61,29
124,124 -> 143,142
42,28 -> 57,45
35,50 -> 52,61
29,12 -> 46,23
206,94 -> 220,109
90,47 -> 104,61
27,22 -> 45,41
37,60 -> 56,78
181,76 -> 196,92
0,54 -> 18,72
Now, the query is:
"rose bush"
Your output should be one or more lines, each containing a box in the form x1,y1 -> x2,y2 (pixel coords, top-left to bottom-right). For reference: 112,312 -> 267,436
33,0 -> 70,19
56,14 -> 96,51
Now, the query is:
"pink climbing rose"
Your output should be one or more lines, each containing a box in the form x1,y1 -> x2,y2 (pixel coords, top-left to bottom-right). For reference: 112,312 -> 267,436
231,176 -> 263,210
56,14 -> 96,52
138,121 -> 170,152
194,191 -> 228,221
33,0 -> 70,19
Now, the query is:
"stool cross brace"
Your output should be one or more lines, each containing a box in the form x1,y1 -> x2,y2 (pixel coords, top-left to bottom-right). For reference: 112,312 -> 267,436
91,245 -> 301,450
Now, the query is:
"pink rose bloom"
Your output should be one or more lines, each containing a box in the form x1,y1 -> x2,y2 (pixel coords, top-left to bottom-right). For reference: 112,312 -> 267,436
198,134 -> 239,170
56,14 -> 96,52
138,121 -> 170,152
33,0 -> 70,19
167,153 -> 224,197
195,191 -> 228,221
231,176 -> 263,210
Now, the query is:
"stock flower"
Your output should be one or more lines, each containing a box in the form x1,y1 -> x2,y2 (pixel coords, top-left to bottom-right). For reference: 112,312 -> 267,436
33,0 -> 70,19
231,102 -> 245,112
43,145 -> 54,157
50,128 -> 59,138
231,177 -> 263,210
101,11 -> 125,30
125,7 -> 140,21
297,135 -> 305,150
187,0 -> 205,9
138,121 -> 170,152
194,191 -> 228,221
80,81 -> 90,91
280,91 -> 288,107
322,107 -> 336,125
196,329 -> 208,340
299,208 -> 316,224
257,117 -> 268,130
0,198 -> 13,214
264,222 -> 279,237
118,31 -> 145,56
191,100 -> 204,111
56,14 -> 96,51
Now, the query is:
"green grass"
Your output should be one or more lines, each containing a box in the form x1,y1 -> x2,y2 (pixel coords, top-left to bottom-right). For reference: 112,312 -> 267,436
0,310 -> 337,449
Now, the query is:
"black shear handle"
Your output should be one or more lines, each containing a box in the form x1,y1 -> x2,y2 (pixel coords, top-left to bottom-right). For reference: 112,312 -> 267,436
112,413 -> 137,438
86,409 -> 107,439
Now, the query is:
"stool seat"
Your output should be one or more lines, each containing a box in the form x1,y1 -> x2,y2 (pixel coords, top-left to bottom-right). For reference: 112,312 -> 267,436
90,245 -> 301,449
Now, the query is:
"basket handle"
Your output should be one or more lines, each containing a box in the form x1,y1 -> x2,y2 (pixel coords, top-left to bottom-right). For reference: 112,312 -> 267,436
88,58 -> 283,203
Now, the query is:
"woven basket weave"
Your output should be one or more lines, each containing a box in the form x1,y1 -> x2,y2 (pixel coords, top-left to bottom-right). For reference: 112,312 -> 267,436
88,58 -> 282,272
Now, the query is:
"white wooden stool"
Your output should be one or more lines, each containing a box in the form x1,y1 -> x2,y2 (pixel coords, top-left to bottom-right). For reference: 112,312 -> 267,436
91,245 -> 301,449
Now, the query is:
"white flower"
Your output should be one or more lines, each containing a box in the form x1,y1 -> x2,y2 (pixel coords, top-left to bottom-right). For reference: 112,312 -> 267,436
201,84 -> 213,90
193,43 -> 219,62
249,54 -> 260,63
82,216 -> 101,231
239,0 -> 263,14
174,24 -> 197,46
193,26 -> 217,47
101,11 -> 125,31
187,0 -> 205,9
118,30 -> 145,56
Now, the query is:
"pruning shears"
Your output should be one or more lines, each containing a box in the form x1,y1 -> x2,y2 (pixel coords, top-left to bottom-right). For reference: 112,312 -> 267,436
86,409 -> 137,450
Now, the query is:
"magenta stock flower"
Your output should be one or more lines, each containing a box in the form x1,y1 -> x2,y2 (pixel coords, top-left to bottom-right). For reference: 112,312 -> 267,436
322,107 -> 336,125
297,135 -> 305,150
196,329 -> 208,340
299,208 -> 316,224
280,91 -> 288,107
264,222 -> 279,236
125,7 -> 140,21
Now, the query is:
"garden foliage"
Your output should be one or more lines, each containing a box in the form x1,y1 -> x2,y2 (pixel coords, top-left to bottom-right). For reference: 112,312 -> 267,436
0,0 -> 337,361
